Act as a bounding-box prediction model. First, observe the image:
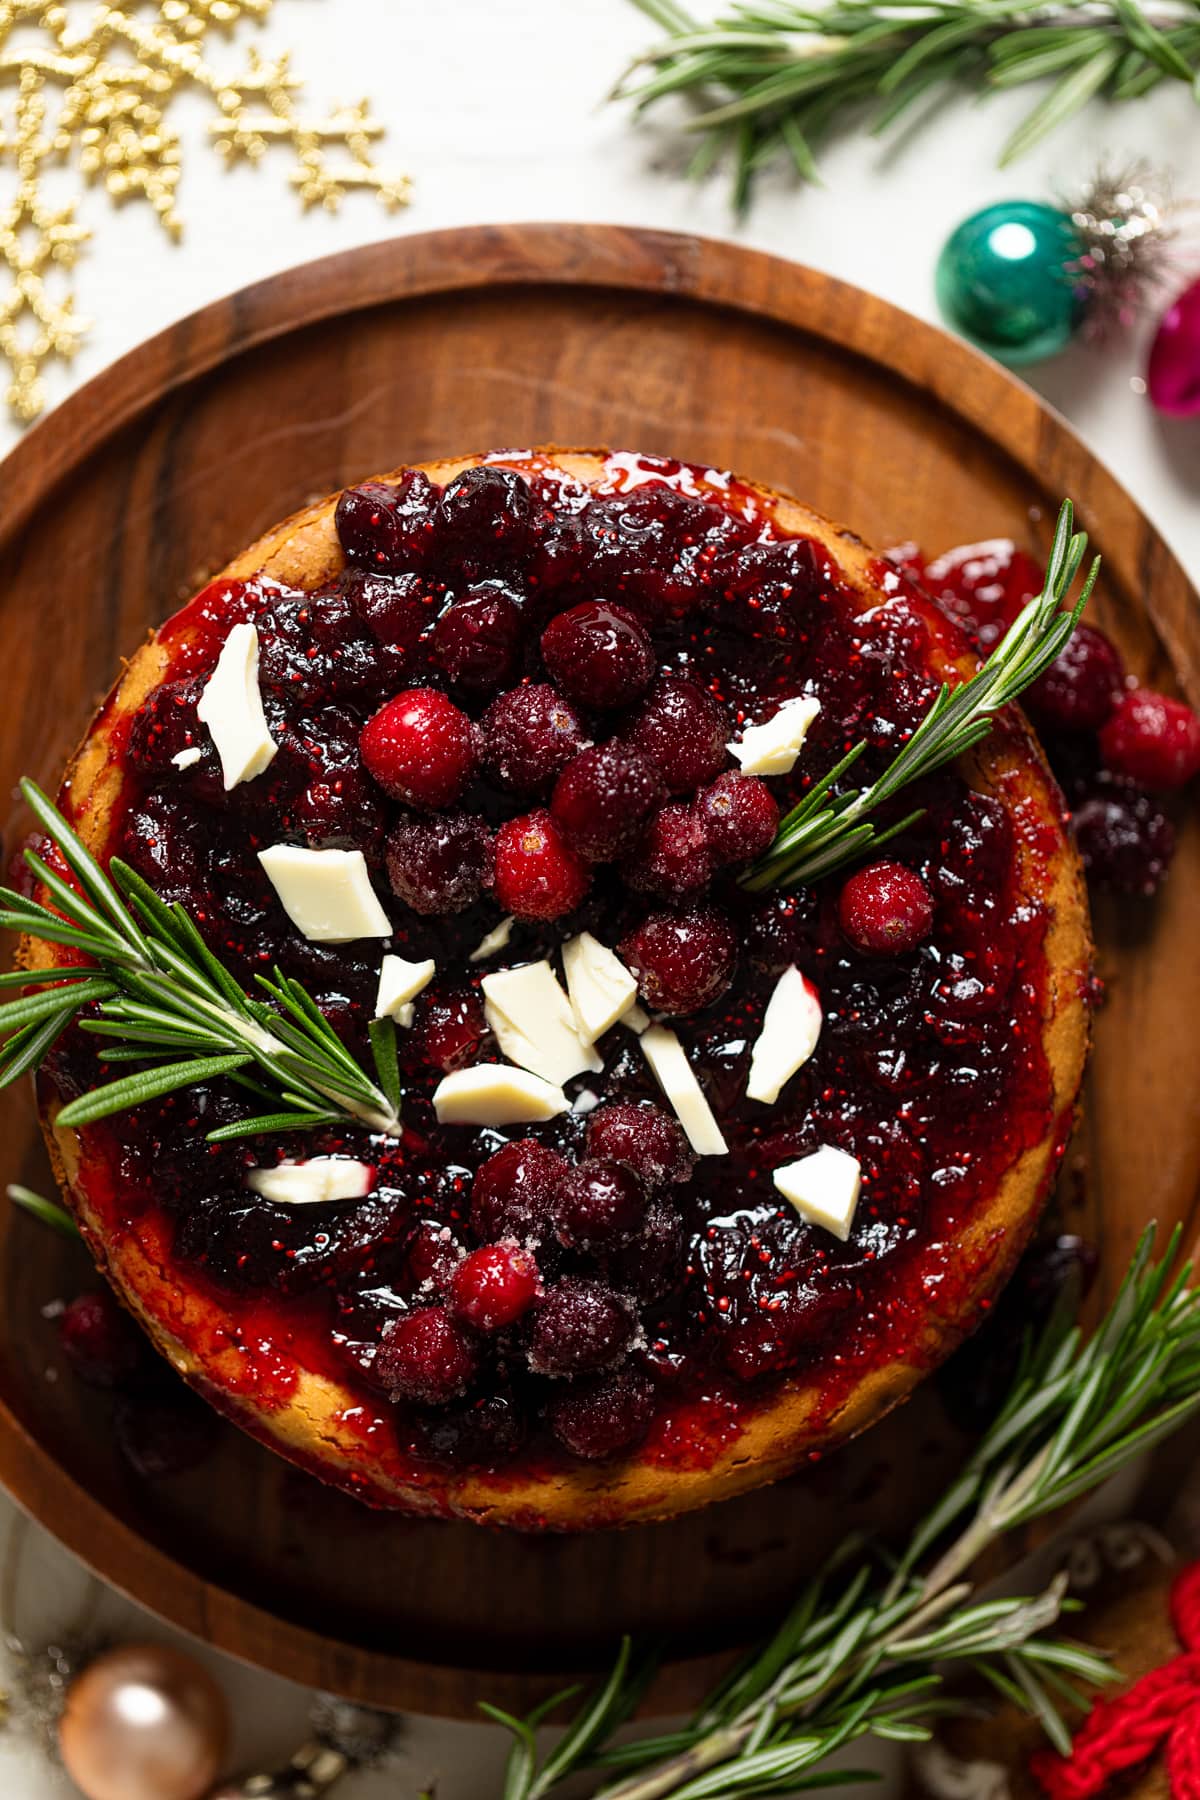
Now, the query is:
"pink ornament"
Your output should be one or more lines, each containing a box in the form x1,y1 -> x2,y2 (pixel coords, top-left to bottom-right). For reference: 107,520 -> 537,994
1147,275 -> 1200,417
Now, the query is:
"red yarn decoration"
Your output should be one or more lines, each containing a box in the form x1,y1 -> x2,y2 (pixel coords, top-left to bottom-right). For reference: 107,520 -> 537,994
1031,1561 -> 1200,1799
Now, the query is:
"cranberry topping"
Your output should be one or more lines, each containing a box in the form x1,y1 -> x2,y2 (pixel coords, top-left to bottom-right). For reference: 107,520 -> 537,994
59,1290 -> 144,1388
1026,624 -> 1124,733
586,1101 -> 695,1188
494,808 -> 591,920
558,1159 -> 649,1250
547,1368 -> 656,1460
431,583 -> 524,693
629,802 -> 714,896
838,862 -> 935,956
450,1244 -> 541,1331
386,812 -> 494,915
551,744 -> 664,861
1099,689 -> 1200,790
360,687 -> 478,809
437,466 -> 533,573
482,683 -> 588,795
619,905 -> 738,1016
470,1140 -> 570,1245
336,472 -> 440,571
696,772 -> 779,866
344,568 -> 435,650
541,600 -> 656,709
527,1278 -> 637,1377
418,987 -> 487,1072
624,672 -> 730,793
376,1306 -> 478,1404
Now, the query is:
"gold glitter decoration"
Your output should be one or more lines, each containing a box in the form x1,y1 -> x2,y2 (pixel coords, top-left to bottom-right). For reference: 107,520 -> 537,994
0,1 -> 411,422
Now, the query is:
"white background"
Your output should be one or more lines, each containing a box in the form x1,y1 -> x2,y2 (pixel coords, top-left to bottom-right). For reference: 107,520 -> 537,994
0,1 -> 1197,1794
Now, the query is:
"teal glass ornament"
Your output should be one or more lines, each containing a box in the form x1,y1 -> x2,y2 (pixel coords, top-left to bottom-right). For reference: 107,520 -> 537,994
935,200 -> 1085,366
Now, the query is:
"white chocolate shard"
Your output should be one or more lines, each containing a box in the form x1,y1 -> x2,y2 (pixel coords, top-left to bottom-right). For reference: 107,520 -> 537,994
482,960 -> 602,1085
433,1065 -> 570,1126
746,967 -> 823,1105
729,694 -> 820,778
639,1025 -> 728,1157
773,1146 -> 862,1241
258,845 -> 392,943
374,955 -> 435,1027
468,916 -> 516,963
562,932 -> 638,1045
196,621 -> 278,790
247,1158 -> 374,1206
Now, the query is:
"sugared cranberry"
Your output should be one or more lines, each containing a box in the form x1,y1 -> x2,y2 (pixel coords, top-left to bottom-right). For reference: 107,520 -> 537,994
697,772 -> 779,865
481,683 -> 588,795
624,673 -> 729,793
418,988 -> 486,1071
1073,792 -> 1176,895
376,1306 -> 478,1404
493,809 -> 591,920
437,466 -> 533,571
360,687 -> 479,809
343,568 -> 435,650
470,1140 -> 571,1244
1099,689 -> 1200,790
431,583 -> 524,693
450,1243 -> 541,1331
540,601 -> 656,709
59,1291 -> 142,1389
558,1159 -> 648,1250
404,1222 -> 465,1296
1025,624 -> 1124,733
838,862 -> 934,956
607,1196 -> 685,1302
547,1368 -> 656,1460
628,802 -> 713,896
619,905 -> 737,1016
550,744 -> 665,861
386,811 -> 494,915
526,1278 -> 636,1377
336,472 -> 440,571
586,1101 -> 695,1188
114,1390 -> 220,1480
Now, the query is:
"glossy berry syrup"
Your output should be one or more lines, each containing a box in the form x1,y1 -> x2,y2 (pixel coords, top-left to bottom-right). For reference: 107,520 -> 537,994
43,452 -> 1069,1495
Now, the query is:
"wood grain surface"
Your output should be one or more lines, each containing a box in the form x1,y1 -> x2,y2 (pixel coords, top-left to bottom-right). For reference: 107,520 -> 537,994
0,223 -> 1196,1719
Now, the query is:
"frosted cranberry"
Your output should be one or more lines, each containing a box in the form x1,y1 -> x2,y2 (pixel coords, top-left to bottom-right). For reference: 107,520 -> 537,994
470,1140 -> 571,1243
547,1368 -> 656,1460
419,988 -> 486,1071
1073,792 -> 1176,895
59,1291 -> 142,1389
606,1196 -> 685,1302
360,687 -> 478,809
494,808 -> 590,920
838,862 -> 934,955
550,744 -> 665,861
438,466 -> 533,571
624,673 -> 729,793
1099,689 -> 1200,790
1026,624 -> 1124,733
697,772 -> 778,865
619,905 -> 737,1016
404,1222 -> 464,1296
558,1159 -> 648,1250
450,1243 -> 541,1330
343,568 -> 435,650
541,601 -> 656,708
431,583 -> 523,692
114,1391 -> 219,1480
376,1306 -> 478,1404
482,683 -> 588,795
628,802 -> 713,896
336,472 -> 440,571
526,1278 -> 636,1377
386,811 -> 494,915
586,1101 -> 695,1188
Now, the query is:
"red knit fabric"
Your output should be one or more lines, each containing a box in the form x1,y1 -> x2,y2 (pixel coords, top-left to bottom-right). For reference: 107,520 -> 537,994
1030,1562 -> 1200,1800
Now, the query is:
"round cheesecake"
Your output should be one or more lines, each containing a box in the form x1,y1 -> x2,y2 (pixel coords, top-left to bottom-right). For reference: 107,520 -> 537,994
29,448 -> 1092,1529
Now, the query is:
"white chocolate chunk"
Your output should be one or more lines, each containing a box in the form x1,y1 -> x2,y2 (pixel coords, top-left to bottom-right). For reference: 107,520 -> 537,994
562,932 -> 638,1045
468,916 -> 516,963
639,1025 -> 728,1157
433,1064 -> 569,1126
375,954 -> 435,1027
171,745 -> 203,771
258,845 -> 392,943
482,960 -> 602,1085
729,694 -> 821,778
622,1003 -> 652,1035
196,621 -> 278,790
247,1157 -> 374,1207
746,967 -> 823,1104
773,1146 -> 861,1241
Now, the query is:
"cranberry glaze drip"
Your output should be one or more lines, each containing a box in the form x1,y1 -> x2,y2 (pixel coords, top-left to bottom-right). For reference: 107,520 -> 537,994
44,454 -> 1060,1486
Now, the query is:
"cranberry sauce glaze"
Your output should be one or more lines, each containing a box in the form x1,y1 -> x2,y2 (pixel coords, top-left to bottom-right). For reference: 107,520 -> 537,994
44,452 -> 1069,1491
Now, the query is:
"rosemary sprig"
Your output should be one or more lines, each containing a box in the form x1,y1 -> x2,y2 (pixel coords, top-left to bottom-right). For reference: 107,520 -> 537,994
488,1224 -> 1200,1799
0,780 -> 402,1142
744,497 -> 1098,892
5,1182 -> 80,1238
621,0 -> 1200,207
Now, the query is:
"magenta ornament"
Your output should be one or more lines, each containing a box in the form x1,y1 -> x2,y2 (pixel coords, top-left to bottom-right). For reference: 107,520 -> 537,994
1147,276 -> 1200,418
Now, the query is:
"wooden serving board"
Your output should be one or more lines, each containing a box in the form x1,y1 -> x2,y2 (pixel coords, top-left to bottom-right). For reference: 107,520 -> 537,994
0,224 -> 1196,1720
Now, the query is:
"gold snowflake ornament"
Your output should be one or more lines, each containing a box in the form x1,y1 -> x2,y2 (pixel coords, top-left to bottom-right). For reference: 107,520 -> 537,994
0,1 -> 410,423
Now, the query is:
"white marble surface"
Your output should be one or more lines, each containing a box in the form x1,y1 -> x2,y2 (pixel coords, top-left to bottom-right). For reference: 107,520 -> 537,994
0,1 -> 1197,1794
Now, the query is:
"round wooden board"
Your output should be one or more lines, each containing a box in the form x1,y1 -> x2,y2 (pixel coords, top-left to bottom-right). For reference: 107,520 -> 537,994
0,224 -> 1196,1720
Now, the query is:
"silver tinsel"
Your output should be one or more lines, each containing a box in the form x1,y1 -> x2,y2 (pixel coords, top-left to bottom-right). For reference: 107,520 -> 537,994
1065,161 -> 1193,337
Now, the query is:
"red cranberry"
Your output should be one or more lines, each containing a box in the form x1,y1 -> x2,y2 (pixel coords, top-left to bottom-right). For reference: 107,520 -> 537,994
526,1278 -> 636,1377
547,1368 -> 656,1460
404,1222 -> 465,1297
336,472 -> 440,571
922,540 -> 1042,653
450,1243 -> 541,1331
386,811 -> 494,915
438,466 -> 533,571
1099,689 -> 1200,790
376,1306 -> 478,1404
1025,624 -> 1124,733
360,687 -> 478,809
59,1291 -> 142,1389
114,1390 -> 220,1480
550,744 -> 665,861
481,683 -> 588,796
431,583 -> 524,693
838,861 -> 934,955
585,1101 -> 695,1189
540,600 -> 656,709
627,802 -> 713,896
343,568 -> 436,650
624,673 -> 729,793
619,905 -> 737,1016
558,1159 -> 649,1251
470,1140 -> 571,1243
494,808 -> 591,920
1073,791 -> 1176,895
697,772 -> 779,865
419,987 -> 487,1071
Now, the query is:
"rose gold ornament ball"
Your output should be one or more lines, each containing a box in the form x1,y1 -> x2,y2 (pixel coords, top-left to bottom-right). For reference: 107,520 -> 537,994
58,1643 -> 230,1800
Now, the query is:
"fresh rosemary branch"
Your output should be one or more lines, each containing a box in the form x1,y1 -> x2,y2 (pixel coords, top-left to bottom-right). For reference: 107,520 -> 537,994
622,0 -> 1200,208
5,1183 -> 80,1239
488,1224 -> 1200,1799
0,780 -> 402,1142
744,497 -> 1098,892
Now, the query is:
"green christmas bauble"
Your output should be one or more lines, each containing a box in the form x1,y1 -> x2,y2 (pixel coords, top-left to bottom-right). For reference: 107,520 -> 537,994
935,200 -> 1084,366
